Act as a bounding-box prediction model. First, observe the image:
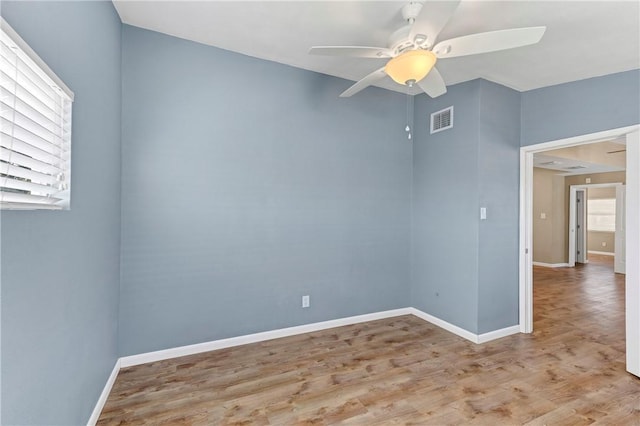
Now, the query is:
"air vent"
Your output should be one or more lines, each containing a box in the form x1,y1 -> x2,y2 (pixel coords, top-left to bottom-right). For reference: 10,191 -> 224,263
430,106 -> 454,134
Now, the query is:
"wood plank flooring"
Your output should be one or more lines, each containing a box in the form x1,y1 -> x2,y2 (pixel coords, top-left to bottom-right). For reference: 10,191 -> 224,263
98,255 -> 639,425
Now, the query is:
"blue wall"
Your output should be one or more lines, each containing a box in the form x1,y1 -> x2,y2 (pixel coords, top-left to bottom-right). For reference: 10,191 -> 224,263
118,26 -> 412,356
476,80 -> 521,333
0,1 -> 121,424
412,80 -> 481,333
412,79 -> 521,334
521,70 -> 640,146
413,69 -> 640,335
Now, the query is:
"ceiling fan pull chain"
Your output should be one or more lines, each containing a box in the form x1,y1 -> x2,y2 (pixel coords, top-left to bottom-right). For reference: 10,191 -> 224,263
406,94 -> 412,140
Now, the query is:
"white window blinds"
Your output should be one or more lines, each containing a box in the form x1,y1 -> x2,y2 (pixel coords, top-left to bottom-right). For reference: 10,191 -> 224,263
0,18 -> 74,210
587,198 -> 616,232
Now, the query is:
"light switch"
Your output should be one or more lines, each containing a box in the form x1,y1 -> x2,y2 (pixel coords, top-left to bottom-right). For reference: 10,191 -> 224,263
586,178 -> 591,183
540,212 -> 546,219
480,207 -> 487,220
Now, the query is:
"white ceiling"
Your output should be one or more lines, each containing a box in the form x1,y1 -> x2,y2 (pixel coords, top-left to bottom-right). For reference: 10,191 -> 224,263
112,1 -> 640,96
534,140 -> 627,176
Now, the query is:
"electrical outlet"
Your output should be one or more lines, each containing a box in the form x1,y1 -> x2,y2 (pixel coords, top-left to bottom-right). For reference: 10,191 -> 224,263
602,242 -> 607,247
302,295 -> 310,308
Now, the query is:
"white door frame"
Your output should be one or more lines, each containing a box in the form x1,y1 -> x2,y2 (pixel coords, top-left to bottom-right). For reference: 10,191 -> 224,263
615,184 -> 626,275
519,124 -> 640,378
625,130 -> 639,376
568,183 -> 623,267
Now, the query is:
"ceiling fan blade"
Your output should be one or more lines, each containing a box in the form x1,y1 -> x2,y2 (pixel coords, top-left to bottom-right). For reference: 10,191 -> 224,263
409,0 -> 461,48
417,67 -> 447,98
339,67 -> 387,98
309,46 -> 393,58
433,26 -> 546,59
607,149 -> 627,154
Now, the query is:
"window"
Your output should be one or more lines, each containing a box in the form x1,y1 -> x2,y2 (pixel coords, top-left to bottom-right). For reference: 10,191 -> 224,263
588,198 -> 616,232
1,18 -> 73,210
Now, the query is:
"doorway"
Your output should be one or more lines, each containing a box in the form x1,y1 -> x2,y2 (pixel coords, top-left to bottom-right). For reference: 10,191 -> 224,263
519,125 -> 640,377
568,183 -> 625,273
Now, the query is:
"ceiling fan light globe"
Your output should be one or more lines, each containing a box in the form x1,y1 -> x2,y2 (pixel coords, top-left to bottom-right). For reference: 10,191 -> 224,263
384,50 -> 437,86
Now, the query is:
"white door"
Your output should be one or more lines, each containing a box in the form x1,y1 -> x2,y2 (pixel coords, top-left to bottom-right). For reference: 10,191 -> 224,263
615,184 -> 626,274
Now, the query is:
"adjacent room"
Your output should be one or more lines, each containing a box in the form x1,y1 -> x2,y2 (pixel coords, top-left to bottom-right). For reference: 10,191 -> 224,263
1,1 -> 639,425
530,143 -> 629,422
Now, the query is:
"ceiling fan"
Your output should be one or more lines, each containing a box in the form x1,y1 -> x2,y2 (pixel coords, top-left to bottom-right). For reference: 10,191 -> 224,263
309,1 -> 546,98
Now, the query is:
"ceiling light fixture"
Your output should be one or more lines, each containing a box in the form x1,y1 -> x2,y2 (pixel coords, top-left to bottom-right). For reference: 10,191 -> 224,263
384,50 -> 437,86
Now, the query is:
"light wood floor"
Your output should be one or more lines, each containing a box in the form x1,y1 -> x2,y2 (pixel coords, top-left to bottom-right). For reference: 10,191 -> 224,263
98,255 -> 639,425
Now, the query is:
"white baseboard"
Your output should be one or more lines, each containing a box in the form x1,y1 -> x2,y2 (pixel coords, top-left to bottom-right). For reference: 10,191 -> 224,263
120,308 -> 412,368
533,261 -> 571,268
87,359 -> 120,426
95,307 -> 520,421
120,307 -> 521,368
477,325 -> 521,343
408,308 -> 520,344
408,308 -> 478,343
588,250 -> 615,256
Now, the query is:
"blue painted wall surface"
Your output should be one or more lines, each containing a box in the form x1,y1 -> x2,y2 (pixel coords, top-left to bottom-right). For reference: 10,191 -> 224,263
521,70 -> 640,146
412,79 -> 522,335
476,80 -> 521,333
411,80 -> 481,333
119,26 -> 411,356
0,1 -> 121,424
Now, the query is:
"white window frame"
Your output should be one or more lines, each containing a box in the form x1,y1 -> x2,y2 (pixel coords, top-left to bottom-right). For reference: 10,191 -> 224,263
1,17 -> 74,210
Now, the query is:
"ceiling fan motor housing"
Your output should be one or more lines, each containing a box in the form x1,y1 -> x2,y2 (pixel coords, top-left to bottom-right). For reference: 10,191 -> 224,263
390,2 -> 430,55
389,26 -> 414,55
